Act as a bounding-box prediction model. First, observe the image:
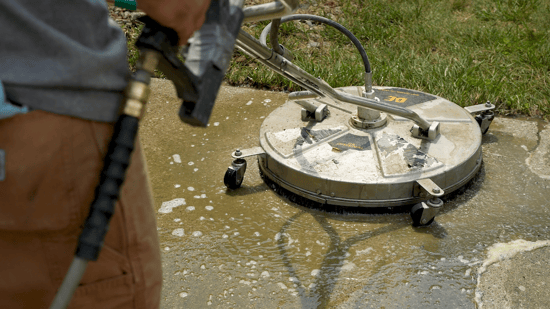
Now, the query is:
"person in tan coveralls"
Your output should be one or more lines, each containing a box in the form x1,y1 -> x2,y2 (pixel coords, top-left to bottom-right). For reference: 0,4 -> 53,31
0,0 -> 210,308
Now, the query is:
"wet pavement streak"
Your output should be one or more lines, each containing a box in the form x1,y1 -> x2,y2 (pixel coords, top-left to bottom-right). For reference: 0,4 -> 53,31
139,79 -> 550,308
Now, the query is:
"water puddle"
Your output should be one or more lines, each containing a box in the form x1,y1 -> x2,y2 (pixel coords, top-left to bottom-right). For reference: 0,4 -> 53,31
140,81 -> 550,308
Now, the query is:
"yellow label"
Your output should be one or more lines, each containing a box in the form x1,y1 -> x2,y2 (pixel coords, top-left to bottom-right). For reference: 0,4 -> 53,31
385,96 -> 408,103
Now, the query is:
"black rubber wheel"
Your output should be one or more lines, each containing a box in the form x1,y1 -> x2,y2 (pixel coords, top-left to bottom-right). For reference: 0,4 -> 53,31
410,203 -> 434,227
475,114 -> 483,127
475,114 -> 492,135
224,168 -> 243,189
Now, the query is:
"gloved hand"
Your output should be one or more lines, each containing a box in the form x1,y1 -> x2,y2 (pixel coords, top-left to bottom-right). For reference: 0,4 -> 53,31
138,0 -> 212,45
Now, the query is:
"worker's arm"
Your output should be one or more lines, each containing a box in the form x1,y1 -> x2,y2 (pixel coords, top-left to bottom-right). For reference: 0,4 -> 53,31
107,0 -> 211,45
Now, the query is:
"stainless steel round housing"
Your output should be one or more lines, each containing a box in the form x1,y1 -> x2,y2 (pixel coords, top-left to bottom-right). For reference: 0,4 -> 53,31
258,86 -> 483,207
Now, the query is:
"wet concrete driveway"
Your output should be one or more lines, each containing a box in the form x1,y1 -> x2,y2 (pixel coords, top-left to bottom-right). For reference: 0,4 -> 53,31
139,79 -> 550,308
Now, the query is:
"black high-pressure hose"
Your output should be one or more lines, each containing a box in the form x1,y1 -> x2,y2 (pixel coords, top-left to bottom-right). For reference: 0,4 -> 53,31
260,14 -> 372,74
50,0 -> 244,307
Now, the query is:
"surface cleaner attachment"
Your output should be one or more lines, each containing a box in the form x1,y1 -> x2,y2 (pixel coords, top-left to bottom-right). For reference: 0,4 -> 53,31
222,2 -> 492,227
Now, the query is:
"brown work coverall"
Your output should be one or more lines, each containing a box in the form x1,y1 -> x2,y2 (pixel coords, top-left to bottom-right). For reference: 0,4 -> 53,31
0,110 -> 162,308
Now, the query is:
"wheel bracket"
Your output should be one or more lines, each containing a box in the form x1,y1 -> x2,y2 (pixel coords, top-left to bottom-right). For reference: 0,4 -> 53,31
415,178 -> 444,197
465,101 -> 495,135
232,146 -> 265,159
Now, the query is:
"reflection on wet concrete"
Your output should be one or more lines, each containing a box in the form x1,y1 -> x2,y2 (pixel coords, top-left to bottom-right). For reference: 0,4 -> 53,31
140,79 -> 550,308
276,211 -> 408,308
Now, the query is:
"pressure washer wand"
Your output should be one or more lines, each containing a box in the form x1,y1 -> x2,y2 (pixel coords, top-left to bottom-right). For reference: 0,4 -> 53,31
50,1 -> 244,308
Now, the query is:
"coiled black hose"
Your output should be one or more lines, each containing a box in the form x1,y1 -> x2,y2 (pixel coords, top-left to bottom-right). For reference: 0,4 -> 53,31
260,14 -> 371,74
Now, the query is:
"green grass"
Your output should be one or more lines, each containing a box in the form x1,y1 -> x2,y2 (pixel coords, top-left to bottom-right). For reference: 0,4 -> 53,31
126,0 -> 550,118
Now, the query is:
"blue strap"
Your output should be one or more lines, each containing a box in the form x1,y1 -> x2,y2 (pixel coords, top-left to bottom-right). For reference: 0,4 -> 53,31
0,81 -> 28,119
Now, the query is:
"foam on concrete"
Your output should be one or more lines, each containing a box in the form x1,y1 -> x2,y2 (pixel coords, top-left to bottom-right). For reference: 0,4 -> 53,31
475,239 -> 550,309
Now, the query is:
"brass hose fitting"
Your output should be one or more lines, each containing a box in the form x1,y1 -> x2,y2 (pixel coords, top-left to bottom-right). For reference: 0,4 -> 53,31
122,82 -> 150,118
121,50 -> 160,118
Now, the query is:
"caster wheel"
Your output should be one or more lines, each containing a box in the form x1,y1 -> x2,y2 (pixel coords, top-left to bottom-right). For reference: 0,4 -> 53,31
475,113 -> 493,135
475,114 -> 482,127
410,203 -> 434,227
224,159 -> 247,189
224,168 -> 242,189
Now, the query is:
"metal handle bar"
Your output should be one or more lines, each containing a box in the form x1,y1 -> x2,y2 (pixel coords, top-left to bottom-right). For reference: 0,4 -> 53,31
242,0 -> 299,23
235,30 -> 432,130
